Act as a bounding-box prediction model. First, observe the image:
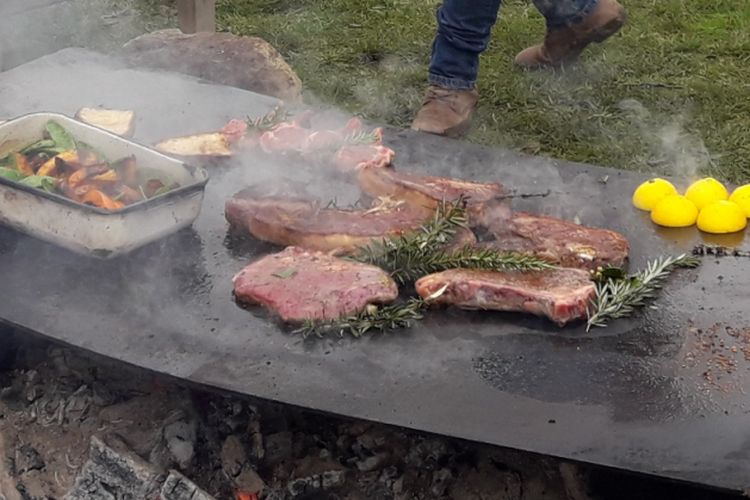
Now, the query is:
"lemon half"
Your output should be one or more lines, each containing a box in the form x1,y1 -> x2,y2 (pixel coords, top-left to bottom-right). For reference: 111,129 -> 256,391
729,184 -> 750,217
697,201 -> 747,234
685,178 -> 728,210
632,178 -> 678,211
651,195 -> 699,228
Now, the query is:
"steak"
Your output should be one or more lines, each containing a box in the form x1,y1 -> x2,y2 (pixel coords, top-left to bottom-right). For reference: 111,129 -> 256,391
233,246 -> 398,322
357,167 -> 509,226
415,268 -> 595,326
484,212 -> 630,270
225,186 -> 433,254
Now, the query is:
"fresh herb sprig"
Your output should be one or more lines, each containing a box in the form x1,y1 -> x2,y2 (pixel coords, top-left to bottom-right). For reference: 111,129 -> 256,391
343,129 -> 380,145
586,254 -> 701,331
294,298 -> 427,338
246,106 -> 290,132
353,197 -> 554,284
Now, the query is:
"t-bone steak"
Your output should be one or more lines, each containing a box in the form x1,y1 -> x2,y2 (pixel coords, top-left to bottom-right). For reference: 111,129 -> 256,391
233,246 -> 398,322
357,166 -> 509,226
484,212 -> 629,270
415,268 -> 595,326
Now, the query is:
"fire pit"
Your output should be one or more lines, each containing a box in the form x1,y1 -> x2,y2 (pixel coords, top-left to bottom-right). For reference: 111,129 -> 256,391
0,48 -> 749,496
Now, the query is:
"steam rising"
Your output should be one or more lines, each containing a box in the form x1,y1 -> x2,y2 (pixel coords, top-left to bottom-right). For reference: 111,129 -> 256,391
618,98 -> 715,182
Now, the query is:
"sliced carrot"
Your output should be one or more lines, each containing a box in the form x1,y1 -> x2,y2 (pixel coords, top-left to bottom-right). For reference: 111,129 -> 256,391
81,189 -> 124,210
37,150 -> 78,177
13,153 -> 34,177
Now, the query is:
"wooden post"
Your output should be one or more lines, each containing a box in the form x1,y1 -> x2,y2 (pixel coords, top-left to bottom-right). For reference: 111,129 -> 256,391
176,0 -> 216,34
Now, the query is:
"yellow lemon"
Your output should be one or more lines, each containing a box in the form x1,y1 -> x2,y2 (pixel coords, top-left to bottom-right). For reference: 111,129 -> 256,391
632,178 -> 678,211
728,184 -> 750,217
697,201 -> 747,234
651,195 -> 699,228
684,177 -> 728,210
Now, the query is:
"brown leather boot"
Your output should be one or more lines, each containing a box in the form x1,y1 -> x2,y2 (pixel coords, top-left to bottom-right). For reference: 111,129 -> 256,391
411,85 -> 479,138
514,0 -> 627,68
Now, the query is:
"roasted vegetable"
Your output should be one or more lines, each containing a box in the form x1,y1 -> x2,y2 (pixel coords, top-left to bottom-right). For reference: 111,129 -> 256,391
2,120 -> 180,210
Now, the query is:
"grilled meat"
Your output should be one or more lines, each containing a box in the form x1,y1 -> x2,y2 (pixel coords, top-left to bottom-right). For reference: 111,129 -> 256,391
357,166 -> 508,226
225,186 -> 432,254
233,246 -> 399,322
484,212 -> 629,270
415,267 -> 595,326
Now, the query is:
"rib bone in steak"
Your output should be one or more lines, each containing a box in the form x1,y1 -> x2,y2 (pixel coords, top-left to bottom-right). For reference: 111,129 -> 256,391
233,246 -> 398,322
415,268 -> 595,326
357,166 -> 509,226
484,212 -> 629,270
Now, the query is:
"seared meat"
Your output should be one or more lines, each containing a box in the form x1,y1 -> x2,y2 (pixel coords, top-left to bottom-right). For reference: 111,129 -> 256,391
415,268 -> 595,326
484,212 -> 630,270
357,167 -> 508,226
225,186 -> 432,254
233,246 -> 398,322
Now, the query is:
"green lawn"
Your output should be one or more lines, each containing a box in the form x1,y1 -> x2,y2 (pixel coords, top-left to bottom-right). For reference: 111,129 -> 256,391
214,0 -> 750,182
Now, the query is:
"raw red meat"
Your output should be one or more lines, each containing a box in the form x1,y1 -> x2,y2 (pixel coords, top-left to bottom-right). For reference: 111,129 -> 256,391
233,246 -> 398,322
333,144 -> 395,173
220,119 -> 248,144
415,268 -> 595,326
484,212 -> 629,270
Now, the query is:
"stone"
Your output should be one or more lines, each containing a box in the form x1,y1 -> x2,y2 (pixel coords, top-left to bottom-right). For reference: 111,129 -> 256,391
235,465 -> 265,495
220,435 -> 247,478
160,470 -> 216,500
64,435 -> 164,500
264,431 -> 293,467
430,468 -> 453,498
355,452 -> 389,472
164,419 -> 197,468
287,470 -> 346,498
121,29 -> 302,102
14,444 -> 44,474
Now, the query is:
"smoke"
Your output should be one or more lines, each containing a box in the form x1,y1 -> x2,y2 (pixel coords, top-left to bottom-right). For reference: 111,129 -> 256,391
617,98 -> 715,182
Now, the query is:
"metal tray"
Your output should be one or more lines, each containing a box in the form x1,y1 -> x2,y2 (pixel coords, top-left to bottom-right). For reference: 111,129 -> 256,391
0,112 -> 209,257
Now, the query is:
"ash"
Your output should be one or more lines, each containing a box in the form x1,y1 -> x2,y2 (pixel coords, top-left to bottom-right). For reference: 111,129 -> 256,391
0,331 -> 736,500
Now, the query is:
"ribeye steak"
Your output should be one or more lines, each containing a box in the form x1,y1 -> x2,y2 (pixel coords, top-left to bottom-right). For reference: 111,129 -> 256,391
225,186 -> 433,254
485,212 -> 629,270
233,246 -> 399,322
415,268 -> 595,326
357,166 -> 509,226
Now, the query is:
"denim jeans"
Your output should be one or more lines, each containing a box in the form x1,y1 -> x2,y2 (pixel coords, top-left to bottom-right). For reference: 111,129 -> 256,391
428,0 -> 599,89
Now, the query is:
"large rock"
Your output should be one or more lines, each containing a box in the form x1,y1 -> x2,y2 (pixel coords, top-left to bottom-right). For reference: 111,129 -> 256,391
121,29 -> 302,102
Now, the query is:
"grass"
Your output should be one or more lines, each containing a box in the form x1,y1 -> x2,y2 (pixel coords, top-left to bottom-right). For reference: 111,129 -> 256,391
211,0 -> 750,182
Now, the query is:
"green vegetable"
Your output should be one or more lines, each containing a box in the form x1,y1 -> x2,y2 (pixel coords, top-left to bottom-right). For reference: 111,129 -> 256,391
0,167 -> 23,182
18,175 -> 57,193
20,139 -> 57,155
45,121 -> 76,150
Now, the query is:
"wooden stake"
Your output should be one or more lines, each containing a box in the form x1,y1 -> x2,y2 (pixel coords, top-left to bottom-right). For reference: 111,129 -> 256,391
176,0 -> 216,34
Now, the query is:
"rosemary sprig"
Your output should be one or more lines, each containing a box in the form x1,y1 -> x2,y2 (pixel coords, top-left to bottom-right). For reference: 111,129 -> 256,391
586,254 -> 701,331
352,197 -> 467,283
343,129 -> 380,145
294,298 -> 426,338
352,197 -> 553,284
246,106 -> 290,132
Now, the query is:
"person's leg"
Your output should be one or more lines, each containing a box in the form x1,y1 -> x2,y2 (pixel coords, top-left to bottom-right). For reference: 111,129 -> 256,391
411,0 -> 502,137
515,0 -> 626,68
428,0 -> 504,90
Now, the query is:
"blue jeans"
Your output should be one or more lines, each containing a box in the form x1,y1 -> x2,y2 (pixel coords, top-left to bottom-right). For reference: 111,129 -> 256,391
429,0 -> 599,89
